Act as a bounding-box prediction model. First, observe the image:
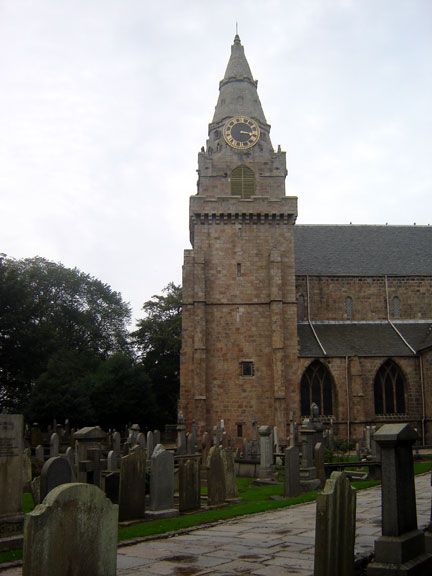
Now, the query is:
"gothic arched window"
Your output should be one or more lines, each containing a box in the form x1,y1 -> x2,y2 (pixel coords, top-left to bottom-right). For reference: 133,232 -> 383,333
373,359 -> 406,415
297,294 -> 305,321
345,296 -> 353,320
391,296 -> 401,318
300,360 -> 333,416
231,166 -> 255,198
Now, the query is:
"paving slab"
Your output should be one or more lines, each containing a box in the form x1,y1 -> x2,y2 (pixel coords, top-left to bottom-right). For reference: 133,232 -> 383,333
0,473 -> 430,576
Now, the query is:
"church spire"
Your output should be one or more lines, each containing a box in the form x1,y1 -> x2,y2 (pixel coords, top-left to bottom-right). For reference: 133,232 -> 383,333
212,35 -> 267,125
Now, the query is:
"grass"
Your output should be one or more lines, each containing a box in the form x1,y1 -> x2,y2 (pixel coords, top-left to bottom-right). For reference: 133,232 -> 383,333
1,458 -> 431,565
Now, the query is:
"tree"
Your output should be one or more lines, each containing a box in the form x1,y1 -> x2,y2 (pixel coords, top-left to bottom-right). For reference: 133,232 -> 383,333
0,255 -> 131,412
133,283 -> 181,426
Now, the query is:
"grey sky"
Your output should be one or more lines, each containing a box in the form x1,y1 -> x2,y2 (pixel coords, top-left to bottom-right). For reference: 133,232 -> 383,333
1,0 -> 431,324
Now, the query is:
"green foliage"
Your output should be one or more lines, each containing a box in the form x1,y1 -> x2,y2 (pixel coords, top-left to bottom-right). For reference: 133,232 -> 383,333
133,283 -> 181,426
0,255 -> 131,415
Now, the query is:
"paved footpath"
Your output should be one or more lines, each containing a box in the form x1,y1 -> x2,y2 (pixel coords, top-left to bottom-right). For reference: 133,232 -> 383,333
1,474 -> 430,576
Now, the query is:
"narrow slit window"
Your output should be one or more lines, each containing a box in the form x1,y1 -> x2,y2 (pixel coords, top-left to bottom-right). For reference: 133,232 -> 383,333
237,424 -> 243,437
345,296 -> 353,320
237,263 -> 242,277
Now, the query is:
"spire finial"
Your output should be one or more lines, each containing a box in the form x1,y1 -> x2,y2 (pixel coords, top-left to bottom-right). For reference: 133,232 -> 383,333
234,22 -> 240,44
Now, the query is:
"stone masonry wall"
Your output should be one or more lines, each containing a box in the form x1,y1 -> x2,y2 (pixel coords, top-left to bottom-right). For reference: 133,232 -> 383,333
296,276 -> 432,321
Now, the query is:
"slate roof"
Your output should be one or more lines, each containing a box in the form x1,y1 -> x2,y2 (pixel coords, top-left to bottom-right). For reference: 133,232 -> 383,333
294,225 -> 432,276
298,321 -> 432,357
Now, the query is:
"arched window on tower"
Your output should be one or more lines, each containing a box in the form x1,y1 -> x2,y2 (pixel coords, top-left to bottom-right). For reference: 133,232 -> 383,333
373,359 -> 406,415
345,296 -> 353,320
297,294 -> 305,321
300,360 -> 333,416
231,166 -> 255,198
391,296 -> 401,318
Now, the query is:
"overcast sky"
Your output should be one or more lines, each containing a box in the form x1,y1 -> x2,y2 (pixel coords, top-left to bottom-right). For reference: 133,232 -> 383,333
1,0 -> 431,325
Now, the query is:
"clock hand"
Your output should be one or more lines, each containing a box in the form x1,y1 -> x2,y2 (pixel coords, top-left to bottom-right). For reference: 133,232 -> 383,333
240,130 -> 252,135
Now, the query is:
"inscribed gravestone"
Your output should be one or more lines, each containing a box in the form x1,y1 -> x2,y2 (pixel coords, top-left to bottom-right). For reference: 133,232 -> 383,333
257,425 -> 274,480
118,446 -> 146,521
0,414 -> 24,517
314,471 -> 356,576
207,446 -> 226,506
23,483 -> 118,576
149,444 -> 175,511
40,456 -> 75,501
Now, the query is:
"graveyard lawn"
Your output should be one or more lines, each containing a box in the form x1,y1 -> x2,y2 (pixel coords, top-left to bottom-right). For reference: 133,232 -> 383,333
0,461 -> 431,566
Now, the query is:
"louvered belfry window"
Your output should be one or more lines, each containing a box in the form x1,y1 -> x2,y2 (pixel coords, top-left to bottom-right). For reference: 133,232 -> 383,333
231,165 -> 255,198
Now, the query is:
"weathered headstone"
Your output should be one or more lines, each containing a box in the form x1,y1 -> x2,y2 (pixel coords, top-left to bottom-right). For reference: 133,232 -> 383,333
284,446 -> 301,497
314,442 -> 326,487
23,483 -> 118,576
300,427 -> 320,490
74,426 -> 106,486
49,432 -> 59,457
148,444 -> 176,516
220,447 -> 238,500
178,456 -> 201,513
367,423 -> 432,575
112,430 -> 121,453
118,446 -> 146,521
0,414 -> 24,517
314,471 -> 356,576
136,432 -> 146,449
176,412 -> 187,455
207,445 -> 226,506
35,444 -> 44,463
104,471 -> 120,504
40,456 -> 75,501
64,446 -> 75,470
257,425 -> 274,480
146,430 -> 154,459
107,450 -> 119,472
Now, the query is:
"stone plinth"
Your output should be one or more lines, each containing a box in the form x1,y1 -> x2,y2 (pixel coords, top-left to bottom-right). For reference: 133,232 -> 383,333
367,423 -> 432,575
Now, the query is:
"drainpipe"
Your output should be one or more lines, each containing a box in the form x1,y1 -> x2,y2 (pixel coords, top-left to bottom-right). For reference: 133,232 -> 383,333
385,276 -> 423,442
420,355 -> 426,446
306,275 -> 326,356
345,355 -> 350,447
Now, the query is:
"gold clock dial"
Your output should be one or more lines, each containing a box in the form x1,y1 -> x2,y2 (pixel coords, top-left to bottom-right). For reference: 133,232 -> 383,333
223,116 -> 260,149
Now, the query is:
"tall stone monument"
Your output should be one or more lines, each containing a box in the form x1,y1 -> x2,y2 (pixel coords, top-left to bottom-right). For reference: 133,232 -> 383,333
0,414 -> 24,519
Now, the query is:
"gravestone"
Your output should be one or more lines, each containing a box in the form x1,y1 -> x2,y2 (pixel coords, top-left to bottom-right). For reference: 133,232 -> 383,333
23,483 -> 118,576
112,430 -> 121,454
300,427 -> 320,490
314,442 -> 326,487
74,426 -> 106,486
314,471 -> 356,576
104,471 -> 120,504
178,456 -> 201,513
118,446 -> 146,521
207,446 -> 226,506
0,414 -> 24,517
49,432 -> 59,457
40,456 -> 75,501
64,446 -> 75,470
154,429 -> 161,446
367,424 -> 432,575
284,446 -> 301,498
146,430 -> 154,459
257,425 -> 274,480
176,412 -> 187,455
107,449 -> 119,472
35,444 -> 44,463
22,448 -> 32,490
148,444 -> 177,517
136,432 -> 146,449
220,447 -> 238,500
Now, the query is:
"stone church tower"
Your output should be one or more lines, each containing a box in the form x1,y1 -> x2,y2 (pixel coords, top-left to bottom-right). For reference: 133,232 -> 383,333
180,35 -> 298,441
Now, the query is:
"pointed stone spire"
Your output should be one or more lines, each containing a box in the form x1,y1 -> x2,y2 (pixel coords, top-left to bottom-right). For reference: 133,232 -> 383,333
212,35 -> 267,125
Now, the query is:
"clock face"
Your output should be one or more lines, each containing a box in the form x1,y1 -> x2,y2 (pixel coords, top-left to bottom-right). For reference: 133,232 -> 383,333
223,116 -> 260,150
